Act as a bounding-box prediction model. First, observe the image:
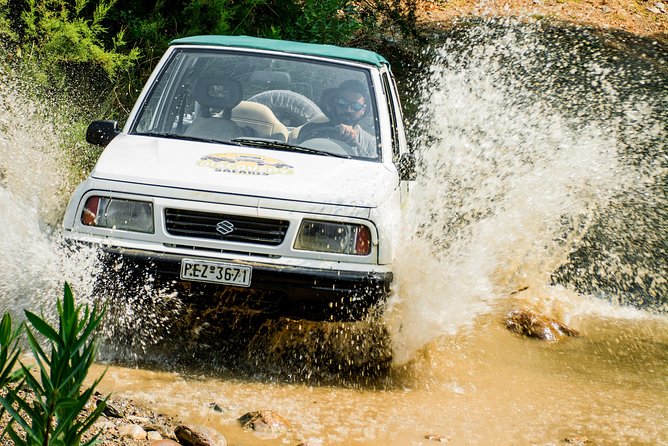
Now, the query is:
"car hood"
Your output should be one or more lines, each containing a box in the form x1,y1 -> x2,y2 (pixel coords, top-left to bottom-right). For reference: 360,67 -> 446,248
90,134 -> 398,208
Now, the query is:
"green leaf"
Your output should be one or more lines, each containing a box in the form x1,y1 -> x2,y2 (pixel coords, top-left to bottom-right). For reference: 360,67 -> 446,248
24,328 -> 51,374
0,392 -> 41,441
19,362 -> 46,398
25,310 -> 61,344
5,425 -> 27,445
78,395 -> 107,434
0,313 -> 12,341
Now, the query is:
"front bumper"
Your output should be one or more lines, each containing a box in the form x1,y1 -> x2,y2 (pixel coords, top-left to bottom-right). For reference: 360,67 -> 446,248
98,246 -> 393,316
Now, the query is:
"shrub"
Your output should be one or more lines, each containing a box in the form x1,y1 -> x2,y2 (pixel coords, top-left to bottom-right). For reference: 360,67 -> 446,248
1,0 -> 139,79
0,282 -> 107,446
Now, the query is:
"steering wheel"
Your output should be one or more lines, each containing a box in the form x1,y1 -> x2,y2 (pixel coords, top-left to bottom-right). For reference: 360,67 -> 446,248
296,124 -> 357,156
247,90 -> 325,128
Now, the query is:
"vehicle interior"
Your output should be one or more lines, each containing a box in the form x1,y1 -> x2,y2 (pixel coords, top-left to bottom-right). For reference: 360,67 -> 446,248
134,48 -> 381,160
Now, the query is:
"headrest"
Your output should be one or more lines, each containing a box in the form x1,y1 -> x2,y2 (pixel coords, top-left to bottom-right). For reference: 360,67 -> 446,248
194,76 -> 243,109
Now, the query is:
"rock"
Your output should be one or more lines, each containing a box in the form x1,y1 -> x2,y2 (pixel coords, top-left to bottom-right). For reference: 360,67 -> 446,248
150,440 -> 181,446
655,2 -> 666,12
119,423 -> 147,440
208,402 -> 224,412
101,400 -> 125,418
145,422 -> 176,438
128,414 -> 151,424
505,309 -> 580,342
564,435 -> 590,445
175,423 -> 227,446
148,430 -> 164,441
237,410 -> 291,433
92,420 -> 115,430
296,440 -> 324,446
425,434 -> 449,442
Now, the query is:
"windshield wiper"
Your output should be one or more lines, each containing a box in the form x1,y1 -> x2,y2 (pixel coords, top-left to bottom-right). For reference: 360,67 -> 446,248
134,131 -> 224,145
134,133 -> 352,159
230,137 -> 351,159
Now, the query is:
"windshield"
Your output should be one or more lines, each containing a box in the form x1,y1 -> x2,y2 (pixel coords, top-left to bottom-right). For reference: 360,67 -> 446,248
133,48 -> 381,161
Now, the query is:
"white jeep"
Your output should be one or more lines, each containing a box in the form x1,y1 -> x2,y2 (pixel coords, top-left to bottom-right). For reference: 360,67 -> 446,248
62,35 -> 414,320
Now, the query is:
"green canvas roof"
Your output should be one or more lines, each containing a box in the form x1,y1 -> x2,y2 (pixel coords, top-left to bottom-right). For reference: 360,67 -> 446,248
170,35 -> 389,67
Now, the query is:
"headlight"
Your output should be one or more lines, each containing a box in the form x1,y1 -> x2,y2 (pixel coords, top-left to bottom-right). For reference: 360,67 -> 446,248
294,220 -> 371,255
81,196 -> 154,233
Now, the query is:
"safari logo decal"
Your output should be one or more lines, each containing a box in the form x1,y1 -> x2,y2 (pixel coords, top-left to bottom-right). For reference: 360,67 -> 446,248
197,153 -> 294,176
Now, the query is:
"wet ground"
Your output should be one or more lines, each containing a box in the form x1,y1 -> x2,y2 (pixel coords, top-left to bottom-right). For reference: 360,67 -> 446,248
91,300 -> 668,445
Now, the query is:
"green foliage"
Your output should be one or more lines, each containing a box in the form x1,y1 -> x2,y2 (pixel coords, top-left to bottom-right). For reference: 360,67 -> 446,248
364,0 -> 421,39
0,313 -> 24,441
100,0 -> 420,112
108,0 -> 419,49
0,0 -> 16,40
0,314 -> 24,390
3,0 -> 139,79
0,283 -> 107,446
182,0 -> 236,36
284,0 -> 362,45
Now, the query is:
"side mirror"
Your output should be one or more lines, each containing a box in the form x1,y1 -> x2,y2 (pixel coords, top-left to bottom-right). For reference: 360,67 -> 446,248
398,152 -> 416,181
86,120 -> 120,147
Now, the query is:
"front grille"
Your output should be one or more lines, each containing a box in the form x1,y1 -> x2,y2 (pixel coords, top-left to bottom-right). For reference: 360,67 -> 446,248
165,208 -> 289,246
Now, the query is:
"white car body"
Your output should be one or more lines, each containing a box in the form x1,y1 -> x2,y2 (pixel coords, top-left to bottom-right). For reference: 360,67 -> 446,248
62,36 -> 412,320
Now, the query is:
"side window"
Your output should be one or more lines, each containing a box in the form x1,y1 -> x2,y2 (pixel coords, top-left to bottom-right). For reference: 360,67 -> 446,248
134,51 -> 191,134
381,72 -> 401,160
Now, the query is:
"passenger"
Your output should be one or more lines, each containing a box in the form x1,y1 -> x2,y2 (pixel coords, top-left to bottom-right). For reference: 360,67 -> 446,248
298,80 -> 377,158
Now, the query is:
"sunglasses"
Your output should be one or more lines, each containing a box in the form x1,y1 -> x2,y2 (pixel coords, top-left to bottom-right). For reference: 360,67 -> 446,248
334,97 -> 366,112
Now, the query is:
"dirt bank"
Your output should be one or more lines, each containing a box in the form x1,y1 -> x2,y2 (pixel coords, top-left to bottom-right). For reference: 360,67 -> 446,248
417,0 -> 667,41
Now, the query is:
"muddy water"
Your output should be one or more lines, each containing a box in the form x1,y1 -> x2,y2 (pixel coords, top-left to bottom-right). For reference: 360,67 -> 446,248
2,19 -> 668,446
91,307 -> 668,445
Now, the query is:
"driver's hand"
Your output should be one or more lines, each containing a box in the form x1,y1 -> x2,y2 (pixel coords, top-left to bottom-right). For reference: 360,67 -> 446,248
336,124 -> 359,146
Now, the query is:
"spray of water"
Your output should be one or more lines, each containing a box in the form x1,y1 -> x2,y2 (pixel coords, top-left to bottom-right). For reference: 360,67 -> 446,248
0,66 -> 182,354
0,66 -> 100,315
386,20 -> 667,364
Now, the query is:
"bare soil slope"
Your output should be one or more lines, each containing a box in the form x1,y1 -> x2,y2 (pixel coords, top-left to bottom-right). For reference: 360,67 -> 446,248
417,0 -> 667,41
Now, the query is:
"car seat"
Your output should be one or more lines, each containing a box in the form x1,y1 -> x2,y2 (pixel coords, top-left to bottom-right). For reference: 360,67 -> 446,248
231,101 -> 290,142
185,76 -> 244,141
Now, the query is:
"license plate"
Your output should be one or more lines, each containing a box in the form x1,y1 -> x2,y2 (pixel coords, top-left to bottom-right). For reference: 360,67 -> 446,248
180,259 -> 252,287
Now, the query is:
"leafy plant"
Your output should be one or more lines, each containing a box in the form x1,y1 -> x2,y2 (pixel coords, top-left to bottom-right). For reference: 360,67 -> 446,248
0,282 -> 107,446
285,0 -> 362,45
0,313 -> 24,389
3,0 -> 139,79
0,313 -> 25,440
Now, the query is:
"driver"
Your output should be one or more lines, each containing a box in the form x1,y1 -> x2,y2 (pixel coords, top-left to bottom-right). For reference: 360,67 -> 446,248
298,80 -> 377,158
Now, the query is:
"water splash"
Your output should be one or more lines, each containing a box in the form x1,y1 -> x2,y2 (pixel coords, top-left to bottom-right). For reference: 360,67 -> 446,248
0,65 -> 100,315
0,186 -> 99,314
0,66 -> 181,353
386,20 -> 667,364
